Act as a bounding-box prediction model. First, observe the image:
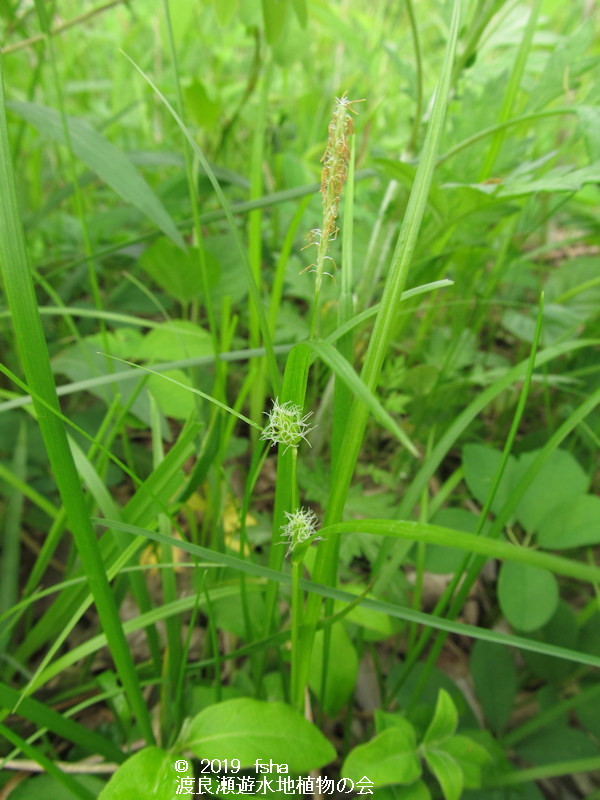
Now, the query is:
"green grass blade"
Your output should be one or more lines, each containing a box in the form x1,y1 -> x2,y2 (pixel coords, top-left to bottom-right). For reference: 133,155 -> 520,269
319,519 -> 600,585
8,100 -> 185,249
478,0 -> 543,178
100,354 -> 262,430
120,50 -> 281,396
390,294 -> 548,699
297,0 -> 463,699
0,723 -> 96,800
0,683 -> 124,763
0,54 -> 154,743
324,0 -> 462,535
0,421 -> 26,632
90,519 -> 600,671
308,338 -> 418,456
373,338 -> 600,591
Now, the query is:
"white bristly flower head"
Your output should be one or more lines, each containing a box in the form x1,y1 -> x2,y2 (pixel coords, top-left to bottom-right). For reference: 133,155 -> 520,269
260,398 -> 315,453
281,507 -> 320,557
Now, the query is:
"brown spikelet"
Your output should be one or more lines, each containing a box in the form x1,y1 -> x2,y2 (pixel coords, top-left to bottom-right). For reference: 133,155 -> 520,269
303,93 -> 364,293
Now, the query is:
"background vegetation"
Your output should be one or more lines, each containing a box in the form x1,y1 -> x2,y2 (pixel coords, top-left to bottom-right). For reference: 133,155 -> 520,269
1,0 -> 600,798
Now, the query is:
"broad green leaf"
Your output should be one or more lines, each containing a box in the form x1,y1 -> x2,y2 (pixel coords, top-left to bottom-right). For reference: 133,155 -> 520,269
147,369 -> 195,419
291,0 -> 307,27
576,692 -> 600,739
426,509 -> 488,574
211,589 -> 264,640
389,664 -> 472,727
438,735 -> 491,788
501,305 -> 581,347
334,583 -> 403,640
515,724 -> 598,766
537,494 -> 600,549
513,449 -> 588,533
10,775 -> 104,800
498,562 -> 559,632
462,444 -> 516,515
522,601 -> 578,683
261,0 -> 289,44
423,690 -> 458,745
422,748 -> 463,800
342,727 -> 421,787
470,641 -> 516,733
308,623 -> 358,716
498,162 -> 600,196
212,0 -> 238,25
204,233 -> 250,306
98,747 -> 192,800
136,321 -> 213,363
578,607 -> 600,658
183,698 -> 335,773
51,334 -> 165,431
7,101 -> 184,249
375,712 -> 418,738
373,781 -> 431,800
184,79 -> 221,129
138,239 -> 213,303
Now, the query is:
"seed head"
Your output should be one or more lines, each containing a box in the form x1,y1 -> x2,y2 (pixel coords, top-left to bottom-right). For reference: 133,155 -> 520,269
303,93 -> 364,291
320,94 -> 363,239
281,507 -> 320,556
260,398 -> 315,453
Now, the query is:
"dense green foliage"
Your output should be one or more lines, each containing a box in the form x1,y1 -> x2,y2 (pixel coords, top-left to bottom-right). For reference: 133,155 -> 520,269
1,1 -> 600,798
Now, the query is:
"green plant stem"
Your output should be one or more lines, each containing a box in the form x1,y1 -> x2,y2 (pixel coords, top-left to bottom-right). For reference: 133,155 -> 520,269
121,52 -> 281,397
403,379 -> 600,705
404,0 -> 423,154
290,561 -> 303,712
0,723 -> 95,800
399,294 -> 545,705
1,0 -> 126,55
162,0 -> 221,385
95,519 -> 600,672
451,0 -> 506,84
485,756 -> 600,786
294,0 -> 462,706
0,53 -> 154,743
478,0 -> 543,178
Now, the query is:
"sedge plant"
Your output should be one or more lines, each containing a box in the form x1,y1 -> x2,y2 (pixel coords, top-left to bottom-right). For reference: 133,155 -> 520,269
3,1 -> 600,797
